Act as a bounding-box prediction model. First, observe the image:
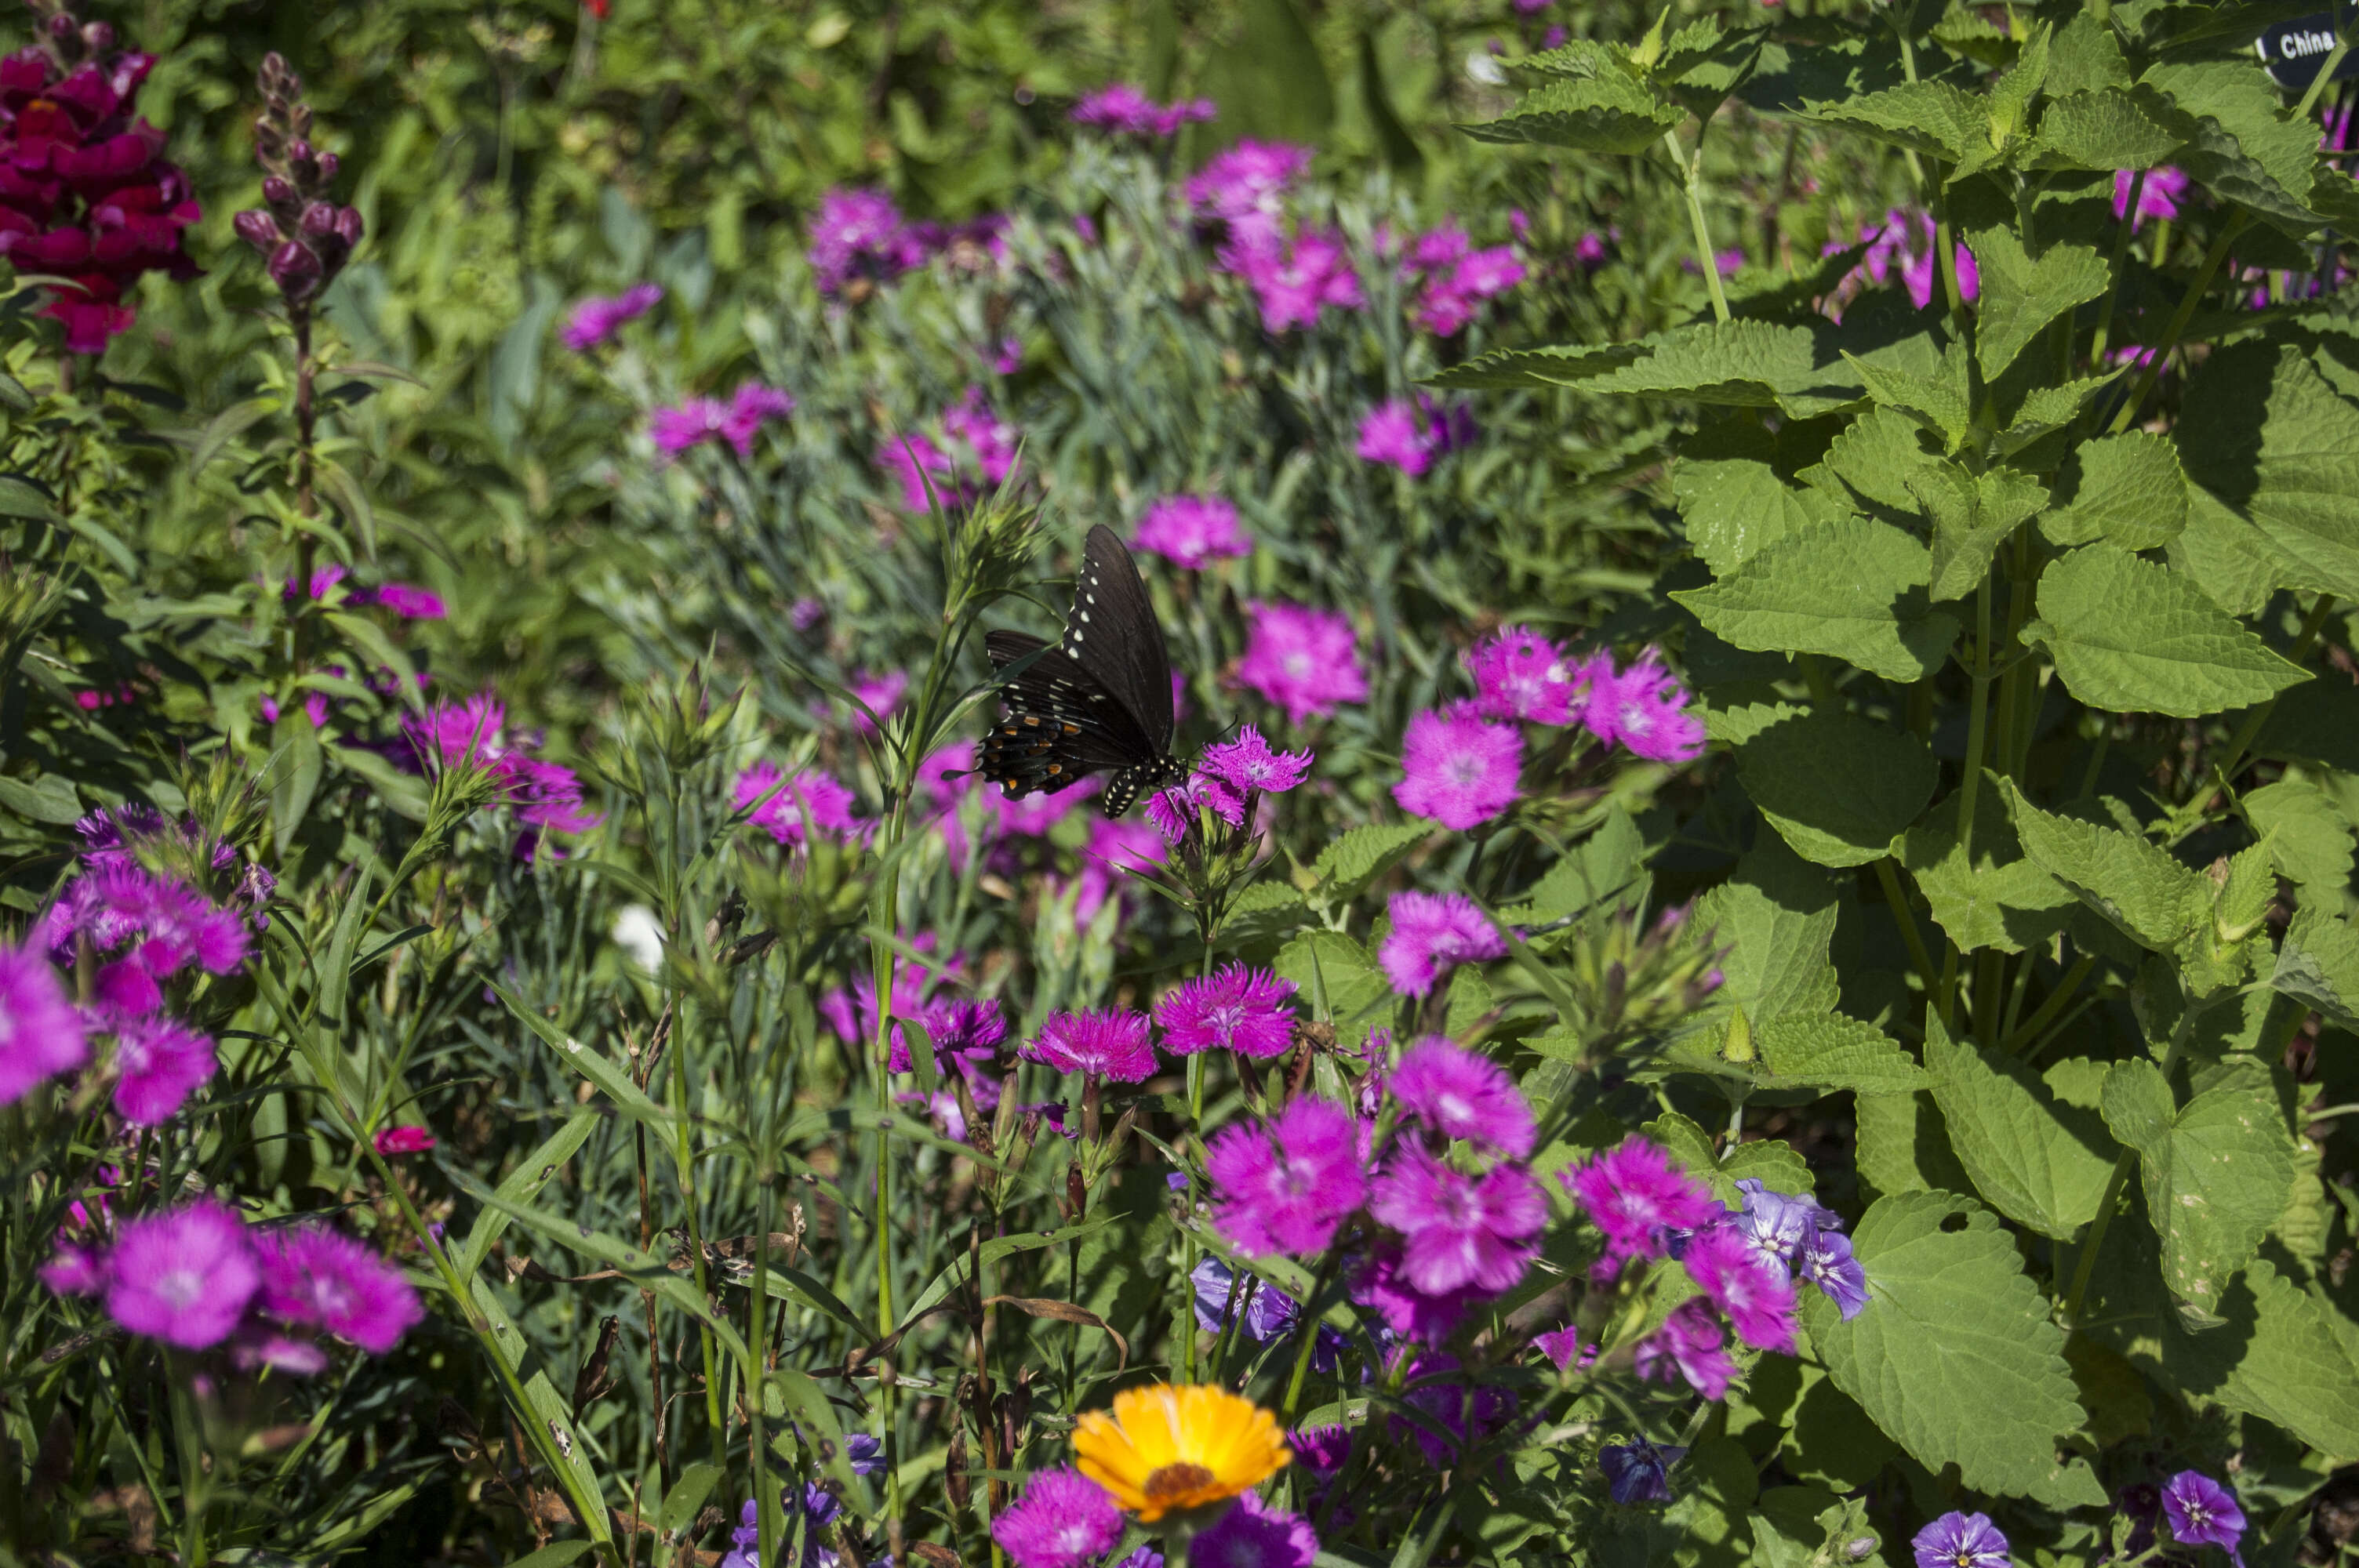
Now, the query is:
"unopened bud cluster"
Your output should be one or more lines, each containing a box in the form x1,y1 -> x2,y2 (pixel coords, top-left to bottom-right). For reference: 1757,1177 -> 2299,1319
231,53 -> 360,307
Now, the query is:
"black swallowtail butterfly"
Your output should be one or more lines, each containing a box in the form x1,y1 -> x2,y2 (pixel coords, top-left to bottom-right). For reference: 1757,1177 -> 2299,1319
977,524 -> 1189,817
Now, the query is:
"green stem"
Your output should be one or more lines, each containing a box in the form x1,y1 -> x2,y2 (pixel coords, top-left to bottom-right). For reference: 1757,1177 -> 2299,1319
2063,998 -> 2201,1323
1876,858 -> 1944,1004
2003,953 -> 2096,1055
751,1174 -> 779,1568
1943,575 -> 1997,1026
2088,169 -> 2146,368
2107,212 -> 2250,436
1670,129 -> 1732,325
1278,1253 -> 1343,1427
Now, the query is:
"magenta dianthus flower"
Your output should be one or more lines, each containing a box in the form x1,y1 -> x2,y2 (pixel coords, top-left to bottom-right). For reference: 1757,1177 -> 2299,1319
1071,83 -> 1215,138
1369,1146 -> 1545,1295
1133,495 -> 1252,569
1200,724 -> 1313,802
1911,1512 -> 2010,1568
1356,400 -> 1433,476
1183,140 -> 1312,242
1376,890 -> 1506,999
1155,963 -> 1299,1059
369,582 -> 446,619
1221,227 -> 1363,332
104,1200 -> 259,1349
2114,166 -> 2190,230
1393,705 -> 1521,829
1533,1325 -> 1593,1373
845,667 -> 910,734
1352,1239 -> 1488,1342
879,430 -> 961,513
2161,1472 -> 2245,1557
990,1467 -> 1124,1568
1387,1036 -> 1536,1157
1194,1489 -> 1319,1568
1563,1137 -> 1721,1265
112,1015 -> 216,1125
1581,650 -> 1706,764
558,281 -> 662,351
1464,625 -> 1583,724
0,939 -> 88,1105
734,760 -> 860,846
808,186 -> 919,296
1238,601 -> 1367,726
1635,1298 -> 1739,1400
1072,816 -> 1166,929
255,1223 -> 423,1354
941,386 -> 1020,485
1207,1094 -> 1368,1257
649,397 -> 729,456
1681,1224 -> 1800,1353
1026,1007 -> 1157,1082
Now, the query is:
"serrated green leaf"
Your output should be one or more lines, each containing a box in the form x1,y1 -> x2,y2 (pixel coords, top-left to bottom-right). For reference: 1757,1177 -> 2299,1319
2044,431 -> 2189,550
2142,60 -> 2326,232
2243,779 -> 2354,887
1816,404 -> 1943,516
1692,837 -> 1841,1041
2178,342 -> 2359,600
1801,80 -> 1989,163
1461,74 -> 1683,153
2030,89 -> 2183,170
2269,904 -> 2359,1030
2045,15 -> 2134,95
1735,708 -> 1939,866
2103,1058 -> 2299,1313
1968,228 -> 2111,381
1925,1016 -> 2117,1241
1759,1014 -> 1928,1094
1842,343 -> 1972,447
1587,320 -> 1826,407
2169,482 -> 2281,617
1499,807 -> 1645,924
1310,822 -> 1430,898
1674,517 -> 1961,682
1674,420 -> 1851,575
1854,1090 -> 1974,1197
1423,340 -> 1648,392
1803,1191 -> 2091,1499
2022,545 -> 2310,717
2004,780 -> 2210,950
1910,461 -> 2049,601
1899,775 -> 2077,956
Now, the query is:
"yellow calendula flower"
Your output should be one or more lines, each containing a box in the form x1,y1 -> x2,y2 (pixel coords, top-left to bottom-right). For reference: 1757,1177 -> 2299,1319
1071,1383 -> 1291,1523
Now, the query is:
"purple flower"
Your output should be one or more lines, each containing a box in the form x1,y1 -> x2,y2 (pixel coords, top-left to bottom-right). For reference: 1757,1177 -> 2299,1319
1580,650 -> 1706,764
1220,227 -> 1363,332
1190,1253 -> 1306,1344
734,761 -> 860,845
1070,815 -> 1166,930
558,281 -> 662,351
1183,140 -> 1312,242
1911,1512 -> 2010,1568
1352,1236 -> 1485,1341
941,386 -> 1020,485
1025,1007 -> 1157,1082
1238,601 -> 1368,726
1194,726 -> 1314,823
1193,1488 -> 1319,1568
1634,1298 -> 1739,1400
808,186 -> 921,296
369,582 -> 446,619
1798,1225 -> 1870,1319
111,1015 -> 217,1125
1355,399 -> 1434,476
989,1467 -> 1122,1568
1563,1137 -> 1721,1265
1369,1145 -> 1545,1295
649,397 -> 731,456
103,1200 -> 259,1349
1412,244 -> 1525,335
2114,167 -> 2190,229
1207,1094 -> 1369,1257
1601,1441 -> 1684,1504
1393,704 -> 1522,829
845,1432 -> 885,1475
504,758 -> 602,840
1387,1036 -> 1536,1157
1376,890 -> 1506,999
1071,83 -> 1216,138
845,668 -> 910,734
1731,1178 -> 1819,1281
255,1223 -> 424,1354
723,383 -> 794,456
39,864 -> 250,1015
2162,1472 -> 2245,1558
1133,495 -> 1252,569
1464,625 -> 1583,724
0,939 -> 88,1105
1681,1224 -> 1799,1353
1156,963 -> 1299,1058
1533,1325 -> 1593,1372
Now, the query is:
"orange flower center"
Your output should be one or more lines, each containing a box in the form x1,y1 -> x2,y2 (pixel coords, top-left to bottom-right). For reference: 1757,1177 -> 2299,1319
1143,1463 -> 1216,1502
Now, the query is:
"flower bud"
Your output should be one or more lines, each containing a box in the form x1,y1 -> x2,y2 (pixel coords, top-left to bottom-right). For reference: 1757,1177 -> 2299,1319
81,21 -> 113,50
46,15 -> 75,41
332,205 -> 363,247
287,138 -> 312,167
315,150 -> 338,183
267,238 -> 322,299
261,174 -> 297,216
231,209 -> 278,252
299,200 -> 336,238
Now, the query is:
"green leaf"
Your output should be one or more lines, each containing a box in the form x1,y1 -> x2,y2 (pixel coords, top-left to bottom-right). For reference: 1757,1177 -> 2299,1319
1899,775 -> 2077,955
1734,708 -> 1939,867
2242,780 -> 2354,887
658,1463 -> 722,1541
2178,342 -> 2359,601
1854,1090 -> 1975,1197
1672,517 -> 1961,682
501,1543 -> 593,1568
0,474 -> 59,522
1814,404 -> 1943,517
1461,72 -> 1681,153
1910,462 -> 2049,602
2141,61 -> 2325,232
2045,14 -> 2133,95
2169,484 -> 2281,617
1800,81 -> 1989,164
457,1110 -> 606,1280
2030,89 -> 2183,170
2021,545 -> 2310,718
1277,931 -> 1390,1043
1499,807 -> 1645,924
2269,904 -> 2359,1031
1692,837 -> 1841,1029
1310,822 -> 1430,898
1423,341 -> 1648,392
1967,228 -> 2111,381
1585,320 -> 1826,407
0,771 -> 80,825
1803,1191 -> 2091,1500
1674,419 -> 1850,575
493,984 -> 674,1126
1925,1016 -> 2118,1241
1758,1014 -> 1928,1094
1842,343 -> 1972,448
2043,431 -> 2189,550
270,716 -> 325,857
2103,1059 -> 2299,1314
2004,780 -> 2210,951
1202,0 -> 1333,143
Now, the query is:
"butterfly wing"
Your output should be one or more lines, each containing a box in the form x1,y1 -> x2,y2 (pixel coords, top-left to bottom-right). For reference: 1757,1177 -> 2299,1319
980,629 -> 1154,798
1066,524 -> 1176,755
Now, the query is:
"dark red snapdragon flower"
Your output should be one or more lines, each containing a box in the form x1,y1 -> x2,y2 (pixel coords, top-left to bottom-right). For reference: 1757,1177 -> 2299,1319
231,53 -> 360,308
0,3 -> 199,353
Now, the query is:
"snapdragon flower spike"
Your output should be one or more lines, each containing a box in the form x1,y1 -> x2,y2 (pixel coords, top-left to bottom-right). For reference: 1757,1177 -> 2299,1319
1238,601 -> 1369,726
1155,963 -> 1299,1059
1392,703 -> 1522,830
1564,1137 -> 1722,1266
1369,1145 -> 1547,1295
1024,1007 -> 1157,1083
1387,1036 -> 1536,1158
1911,1512 -> 2010,1568
254,1223 -> 424,1353
1680,1225 -> 1799,1353
1634,1298 -> 1739,1400
1376,890 -> 1507,999
988,1466 -> 1123,1568
1464,625 -> 1583,725
237,54 -> 362,310
0,938 -> 88,1105
2161,1472 -> 2245,1559
1580,649 -> 1706,764
1600,1440 -> 1684,1505
1207,1094 -> 1368,1257
111,1014 -> 217,1124
1132,494 -> 1252,569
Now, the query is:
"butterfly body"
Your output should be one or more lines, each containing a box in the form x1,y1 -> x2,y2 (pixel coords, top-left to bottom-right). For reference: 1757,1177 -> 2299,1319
978,525 -> 1187,815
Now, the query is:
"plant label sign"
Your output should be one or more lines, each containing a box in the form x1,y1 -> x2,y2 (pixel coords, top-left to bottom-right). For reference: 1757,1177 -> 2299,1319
2258,5 -> 2359,90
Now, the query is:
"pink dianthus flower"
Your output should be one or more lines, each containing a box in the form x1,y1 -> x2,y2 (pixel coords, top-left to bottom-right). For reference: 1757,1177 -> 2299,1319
254,1223 -> 424,1354
1369,1145 -> 1545,1296
1464,625 -> 1583,724
103,1200 -> 258,1349
0,939 -> 87,1105
1580,649 -> 1707,764
1392,704 -> 1521,829
1155,963 -> 1299,1059
1238,601 -> 1367,726
1025,1007 -> 1157,1083
111,1014 -> 216,1125
1681,1223 -> 1801,1353
1376,890 -> 1506,999
1133,495 -> 1252,569
1207,1094 -> 1368,1257
1562,1136 -> 1721,1265
1387,1036 -> 1536,1157
1635,1298 -> 1739,1399
734,760 -> 860,846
